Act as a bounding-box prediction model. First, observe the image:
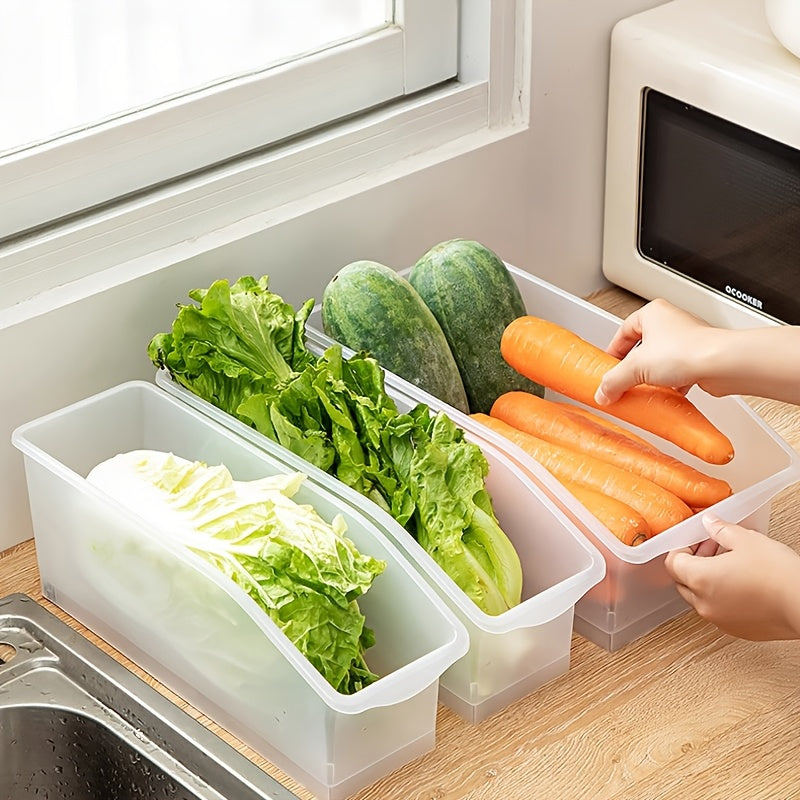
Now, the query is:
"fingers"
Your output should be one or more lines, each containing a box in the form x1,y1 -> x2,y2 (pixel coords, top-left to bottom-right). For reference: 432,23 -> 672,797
595,315 -> 645,405
604,310 -> 645,360
702,512 -> 741,550
665,515 -> 744,593
595,359 -> 639,405
664,549 -> 695,585
665,550 -> 703,612
594,377 -> 614,406
595,299 -> 698,405
672,579 -> 699,609
693,537 -> 722,557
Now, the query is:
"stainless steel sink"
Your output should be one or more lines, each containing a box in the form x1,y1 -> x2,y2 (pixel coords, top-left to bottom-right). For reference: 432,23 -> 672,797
0,593 -> 300,800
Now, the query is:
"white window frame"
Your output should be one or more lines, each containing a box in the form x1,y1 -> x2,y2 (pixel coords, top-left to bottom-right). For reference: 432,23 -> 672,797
0,0 -> 530,325
0,1 -> 459,242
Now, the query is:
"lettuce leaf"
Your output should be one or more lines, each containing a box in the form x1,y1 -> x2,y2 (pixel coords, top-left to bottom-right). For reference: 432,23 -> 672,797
148,276 -> 523,615
88,450 -> 385,694
148,276 -> 317,418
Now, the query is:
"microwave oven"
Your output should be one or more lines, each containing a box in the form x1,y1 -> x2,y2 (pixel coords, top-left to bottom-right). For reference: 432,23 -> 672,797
602,0 -> 800,328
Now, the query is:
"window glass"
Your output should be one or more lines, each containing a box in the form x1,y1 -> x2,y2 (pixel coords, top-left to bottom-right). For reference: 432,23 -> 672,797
0,0 -> 390,156
0,1 -> 463,241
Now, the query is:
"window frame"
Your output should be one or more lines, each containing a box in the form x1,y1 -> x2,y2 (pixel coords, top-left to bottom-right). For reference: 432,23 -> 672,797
0,0 -> 458,241
0,0 -> 529,323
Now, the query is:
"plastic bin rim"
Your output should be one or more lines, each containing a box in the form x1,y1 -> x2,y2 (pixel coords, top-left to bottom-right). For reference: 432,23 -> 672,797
11,379 -> 471,713
154,369 -> 607,633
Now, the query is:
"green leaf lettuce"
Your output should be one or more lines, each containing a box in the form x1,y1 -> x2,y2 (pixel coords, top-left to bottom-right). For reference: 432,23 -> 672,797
148,276 -> 523,615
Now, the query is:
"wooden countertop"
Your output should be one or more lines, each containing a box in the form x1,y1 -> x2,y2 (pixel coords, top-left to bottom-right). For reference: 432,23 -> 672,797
3,286 -> 800,800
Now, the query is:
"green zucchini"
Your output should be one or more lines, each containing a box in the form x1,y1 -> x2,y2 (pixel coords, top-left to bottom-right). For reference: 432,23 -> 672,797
321,260 -> 470,413
408,239 -> 546,414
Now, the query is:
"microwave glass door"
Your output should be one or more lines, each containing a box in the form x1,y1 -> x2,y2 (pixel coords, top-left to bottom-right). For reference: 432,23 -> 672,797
637,88 -> 800,325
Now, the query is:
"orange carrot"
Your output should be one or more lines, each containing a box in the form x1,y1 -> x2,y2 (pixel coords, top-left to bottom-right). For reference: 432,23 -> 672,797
490,391 -> 733,508
560,479 -> 652,546
500,316 -> 734,465
551,401 -> 659,452
471,413 -> 694,534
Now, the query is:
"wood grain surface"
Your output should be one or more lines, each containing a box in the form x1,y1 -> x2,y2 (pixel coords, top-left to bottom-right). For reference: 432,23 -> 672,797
3,286 -> 800,800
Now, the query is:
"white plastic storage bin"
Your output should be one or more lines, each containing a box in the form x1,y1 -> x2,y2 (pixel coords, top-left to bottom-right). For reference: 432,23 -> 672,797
305,264 -> 800,652
155,369 -> 606,723
12,381 -> 470,800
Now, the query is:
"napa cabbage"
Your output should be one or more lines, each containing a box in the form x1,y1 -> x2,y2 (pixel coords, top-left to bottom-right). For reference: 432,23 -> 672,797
88,450 -> 385,694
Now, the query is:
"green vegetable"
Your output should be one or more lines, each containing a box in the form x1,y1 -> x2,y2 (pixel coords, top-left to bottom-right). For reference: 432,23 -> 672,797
148,275 -> 523,616
408,239 -> 546,414
148,275 -> 318,422
88,449 -> 386,694
320,260 -> 469,413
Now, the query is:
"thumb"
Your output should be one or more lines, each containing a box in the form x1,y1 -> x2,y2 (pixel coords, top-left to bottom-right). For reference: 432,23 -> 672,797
594,360 -> 638,406
702,512 -> 742,550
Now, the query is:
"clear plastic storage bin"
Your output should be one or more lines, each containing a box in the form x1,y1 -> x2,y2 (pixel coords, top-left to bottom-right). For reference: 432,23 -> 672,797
12,381 -> 470,800
155,369 -> 606,723
305,264 -> 800,652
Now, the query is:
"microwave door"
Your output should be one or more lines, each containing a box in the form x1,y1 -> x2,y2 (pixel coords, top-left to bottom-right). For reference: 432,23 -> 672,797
637,89 -> 800,325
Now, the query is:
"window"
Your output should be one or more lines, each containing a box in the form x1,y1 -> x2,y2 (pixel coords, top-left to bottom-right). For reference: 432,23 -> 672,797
2,1 -> 392,155
0,0 -> 457,240
0,1 -> 528,317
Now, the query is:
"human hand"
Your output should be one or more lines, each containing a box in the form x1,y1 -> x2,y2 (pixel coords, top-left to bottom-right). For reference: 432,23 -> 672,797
664,513 -> 800,641
594,299 -> 717,405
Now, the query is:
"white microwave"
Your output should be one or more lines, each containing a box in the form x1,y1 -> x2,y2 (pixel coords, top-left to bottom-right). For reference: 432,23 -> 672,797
602,0 -> 800,328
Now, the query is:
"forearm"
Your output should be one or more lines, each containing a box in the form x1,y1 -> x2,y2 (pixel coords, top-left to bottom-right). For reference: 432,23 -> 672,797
694,325 -> 800,404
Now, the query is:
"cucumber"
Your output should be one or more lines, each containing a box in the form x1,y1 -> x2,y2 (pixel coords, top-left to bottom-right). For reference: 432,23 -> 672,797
408,239 -> 546,414
321,260 -> 470,413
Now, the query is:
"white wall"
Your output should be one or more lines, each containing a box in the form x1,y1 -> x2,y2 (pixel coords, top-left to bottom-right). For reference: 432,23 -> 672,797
1,0 -> 665,550
528,0 -> 666,289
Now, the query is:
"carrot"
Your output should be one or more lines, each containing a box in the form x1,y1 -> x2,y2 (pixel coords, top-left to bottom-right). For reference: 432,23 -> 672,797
490,391 -> 733,508
471,413 -> 694,534
560,479 -> 652,546
500,316 -> 734,465
551,401 -> 659,452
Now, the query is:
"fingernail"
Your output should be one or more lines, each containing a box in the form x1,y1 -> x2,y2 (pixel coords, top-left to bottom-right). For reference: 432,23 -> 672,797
594,387 -> 609,406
